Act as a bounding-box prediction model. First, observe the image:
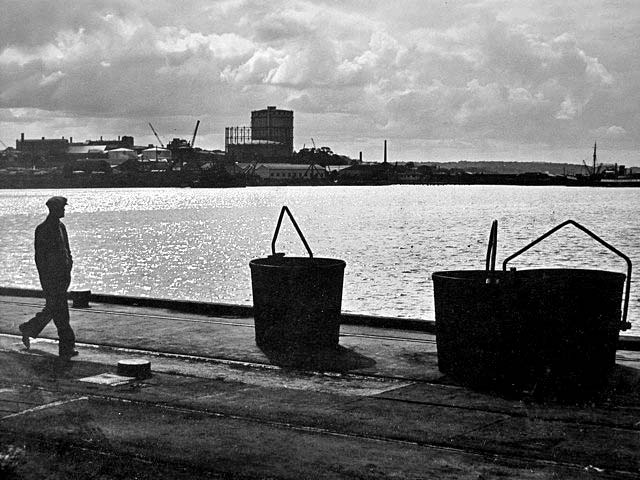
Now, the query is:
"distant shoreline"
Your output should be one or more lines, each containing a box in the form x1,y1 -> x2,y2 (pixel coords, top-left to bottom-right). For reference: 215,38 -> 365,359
2,171 -> 639,188
2,159 -> 639,188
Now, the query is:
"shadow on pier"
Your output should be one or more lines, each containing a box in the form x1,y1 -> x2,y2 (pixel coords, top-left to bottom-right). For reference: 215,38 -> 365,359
259,345 -> 376,372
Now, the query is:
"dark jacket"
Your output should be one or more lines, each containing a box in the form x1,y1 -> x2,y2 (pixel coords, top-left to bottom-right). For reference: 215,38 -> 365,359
35,215 -> 73,286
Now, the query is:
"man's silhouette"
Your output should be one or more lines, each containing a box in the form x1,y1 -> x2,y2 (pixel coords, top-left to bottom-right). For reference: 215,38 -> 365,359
19,196 -> 77,360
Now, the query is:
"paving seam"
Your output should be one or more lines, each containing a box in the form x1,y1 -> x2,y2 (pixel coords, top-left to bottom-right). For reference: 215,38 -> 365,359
1,396 -> 89,420
373,395 -> 640,430
36,339 -> 640,407
4,342 -> 640,472
0,298 -> 438,344
7,361 -> 640,437
0,333 -> 433,383
2,301 -> 638,476
0,430 -> 219,480
5,334 -> 640,430
2,359 -> 638,477
17,392 -> 639,478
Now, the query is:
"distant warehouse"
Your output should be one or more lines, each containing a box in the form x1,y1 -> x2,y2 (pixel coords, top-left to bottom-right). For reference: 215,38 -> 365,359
14,133 -> 134,167
252,163 -> 325,180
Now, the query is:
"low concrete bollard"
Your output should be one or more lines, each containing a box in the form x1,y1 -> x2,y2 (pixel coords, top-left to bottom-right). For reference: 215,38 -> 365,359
70,290 -> 92,308
117,359 -> 152,379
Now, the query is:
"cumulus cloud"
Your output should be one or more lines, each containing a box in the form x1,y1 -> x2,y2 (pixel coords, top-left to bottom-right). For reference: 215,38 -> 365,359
592,125 -> 627,139
0,0 -> 637,161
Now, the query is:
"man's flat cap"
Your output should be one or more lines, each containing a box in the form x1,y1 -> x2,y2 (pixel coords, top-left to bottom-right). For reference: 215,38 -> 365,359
45,196 -> 68,208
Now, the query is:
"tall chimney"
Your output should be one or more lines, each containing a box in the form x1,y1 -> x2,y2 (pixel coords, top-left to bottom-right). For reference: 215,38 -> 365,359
384,140 -> 387,163
21,133 -> 24,142
359,151 -> 362,162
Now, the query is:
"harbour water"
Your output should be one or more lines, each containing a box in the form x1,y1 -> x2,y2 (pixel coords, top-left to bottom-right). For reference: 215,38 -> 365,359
1,185 -> 639,336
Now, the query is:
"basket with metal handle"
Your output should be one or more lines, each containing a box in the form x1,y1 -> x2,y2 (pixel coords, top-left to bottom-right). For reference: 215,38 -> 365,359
432,219 -> 631,400
249,206 -> 346,352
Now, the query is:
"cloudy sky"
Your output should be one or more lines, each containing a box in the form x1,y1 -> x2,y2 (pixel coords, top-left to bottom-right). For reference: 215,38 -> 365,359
1,0 -> 639,165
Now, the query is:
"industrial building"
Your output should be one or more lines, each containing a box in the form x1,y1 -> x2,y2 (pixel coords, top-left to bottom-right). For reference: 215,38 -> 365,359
15,134 -> 69,164
107,148 -> 138,165
14,133 -> 135,166
225,106 -> 294,162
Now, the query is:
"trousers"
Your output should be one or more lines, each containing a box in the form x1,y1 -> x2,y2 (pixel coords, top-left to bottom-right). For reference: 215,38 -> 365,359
20,277 -> 75,356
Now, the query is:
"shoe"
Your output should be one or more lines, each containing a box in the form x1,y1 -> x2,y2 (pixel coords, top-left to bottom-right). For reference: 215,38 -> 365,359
59,350 -> 79,361
18,325 -> 30,350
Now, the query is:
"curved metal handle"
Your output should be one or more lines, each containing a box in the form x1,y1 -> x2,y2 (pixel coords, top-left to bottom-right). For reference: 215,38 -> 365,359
502,219 -> 632,329
485,220 -> 498,272
271,206 -> 313,258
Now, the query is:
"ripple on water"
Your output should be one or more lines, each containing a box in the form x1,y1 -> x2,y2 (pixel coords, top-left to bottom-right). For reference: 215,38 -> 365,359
1,186 -> 639,335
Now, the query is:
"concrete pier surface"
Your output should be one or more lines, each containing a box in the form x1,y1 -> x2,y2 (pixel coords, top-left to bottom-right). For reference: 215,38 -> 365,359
0,294 -> 639,479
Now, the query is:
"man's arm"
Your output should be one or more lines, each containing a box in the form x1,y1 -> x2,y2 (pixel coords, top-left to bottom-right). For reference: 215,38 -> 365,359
34,225 -> 48,272
60,223 -> 73,268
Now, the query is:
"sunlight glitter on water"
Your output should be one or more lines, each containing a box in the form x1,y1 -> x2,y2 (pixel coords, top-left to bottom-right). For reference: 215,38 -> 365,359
1,185 -> 639,335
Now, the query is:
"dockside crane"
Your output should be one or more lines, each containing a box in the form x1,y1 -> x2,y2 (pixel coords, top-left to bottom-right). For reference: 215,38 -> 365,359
0,139 -> 8,149
148,122 -> 165,148
304,138 -> 323,180
190,120 -> 200,148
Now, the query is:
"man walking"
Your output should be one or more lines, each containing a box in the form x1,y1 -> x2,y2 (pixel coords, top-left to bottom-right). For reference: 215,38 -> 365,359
19,196 -> 77,361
